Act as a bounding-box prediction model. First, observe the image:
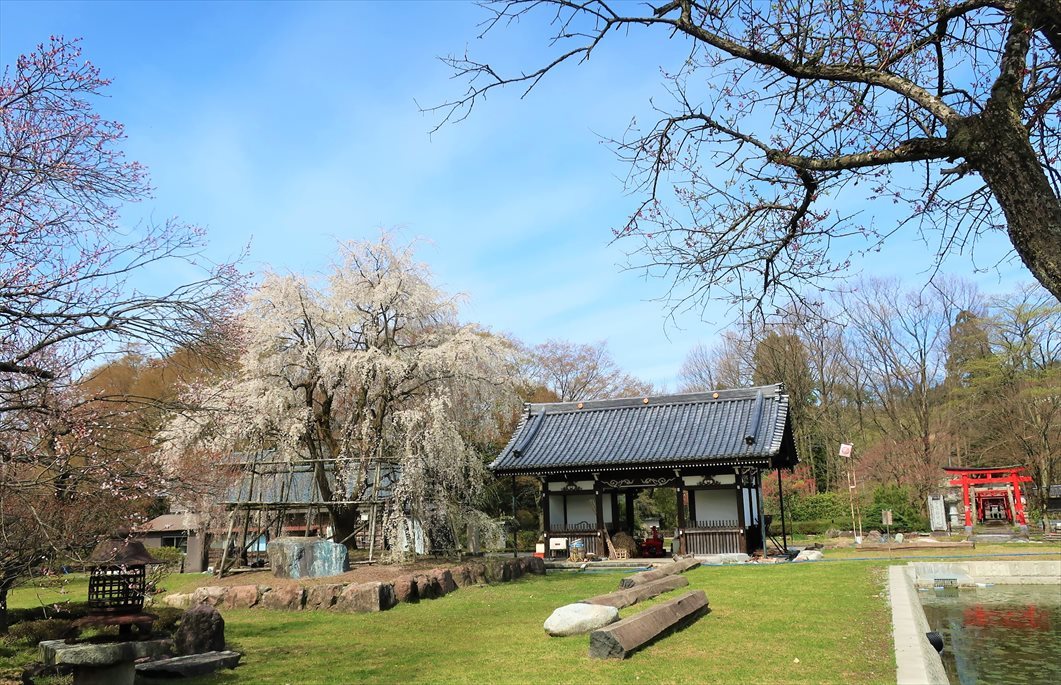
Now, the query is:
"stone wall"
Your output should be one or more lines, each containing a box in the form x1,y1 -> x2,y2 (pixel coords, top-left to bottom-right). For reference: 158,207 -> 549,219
164,556 -> 545,614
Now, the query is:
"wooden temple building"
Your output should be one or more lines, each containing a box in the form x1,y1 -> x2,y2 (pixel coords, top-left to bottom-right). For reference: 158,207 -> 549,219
490,384 -> 799,557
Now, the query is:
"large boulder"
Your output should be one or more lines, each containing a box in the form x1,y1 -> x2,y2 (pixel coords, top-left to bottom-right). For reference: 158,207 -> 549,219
450,566 -> 475,588
525,556 -> 546,575
466,563 -> 487,585
392,575 -> 419,603
190,586 -> 228,607
164,592 -> 193,609
222,584 -> 264,609
174,604 -> 225,656
482,558 -> 508,584
334,582 -> 397,613
267,537 -> 349,579
544,603 -> 620,637
794,549 -> 824,562
414,573 -> 442,600
260,585 -> 305,610
304,583 -> 345,610
432,569 -> 458,595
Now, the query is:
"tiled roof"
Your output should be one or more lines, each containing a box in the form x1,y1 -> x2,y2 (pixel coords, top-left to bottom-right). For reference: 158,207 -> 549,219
221,452 -> 399,505
489,384 -> 797,475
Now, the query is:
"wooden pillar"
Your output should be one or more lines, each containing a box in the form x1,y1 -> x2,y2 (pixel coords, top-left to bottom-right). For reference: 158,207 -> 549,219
540,482 -> 551,554
625,490 -> 636,535
777,468 -> 788,553
594,484 -> 605,535
610,492 -> 620,533
756,472 -> 766,555
735,482 -> 747,554
962,478 -> 973,533
1011,473 -> 1028,528
675,485 -> 687,555
511,475 -> 518,559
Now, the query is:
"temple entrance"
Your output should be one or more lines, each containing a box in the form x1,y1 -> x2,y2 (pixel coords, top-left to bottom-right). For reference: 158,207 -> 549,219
945,466 -> 1032,532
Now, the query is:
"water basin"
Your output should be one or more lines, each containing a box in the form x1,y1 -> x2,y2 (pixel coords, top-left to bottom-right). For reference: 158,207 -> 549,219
920,584 -> 1061,685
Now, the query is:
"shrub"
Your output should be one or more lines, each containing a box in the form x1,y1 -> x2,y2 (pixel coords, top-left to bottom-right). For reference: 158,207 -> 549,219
150,546 -> 185,570
865,485 -> 929,532
151,606 -> 184,634
147,546 -> 185,593
789,492 -> 851,522
516,530 -> 539,552
6,618 -> 76,645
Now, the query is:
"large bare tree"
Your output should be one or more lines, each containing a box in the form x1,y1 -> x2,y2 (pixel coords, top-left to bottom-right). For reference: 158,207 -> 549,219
435,0 -> 1061,309
1,38 -> 240,629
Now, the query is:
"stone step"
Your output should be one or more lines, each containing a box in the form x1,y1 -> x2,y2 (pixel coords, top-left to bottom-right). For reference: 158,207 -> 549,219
134,651 -> 241,679
588,590 -> 709,659
582,574 -> 689,609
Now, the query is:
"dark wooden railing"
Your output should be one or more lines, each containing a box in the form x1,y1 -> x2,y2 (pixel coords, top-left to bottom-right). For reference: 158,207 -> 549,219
684,519 -> 744,555
546,523 -> 603,557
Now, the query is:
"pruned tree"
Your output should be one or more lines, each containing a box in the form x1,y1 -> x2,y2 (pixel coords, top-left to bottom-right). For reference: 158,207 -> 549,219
162,236 -> 519,557
435,0 -> 1061,310
0,38 -> 240,629
524,339 -> 652,401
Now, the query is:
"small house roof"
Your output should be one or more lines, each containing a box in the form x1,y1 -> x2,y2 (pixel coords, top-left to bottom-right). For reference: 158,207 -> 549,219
136,513 -> 201,534
489,384 -> 797,475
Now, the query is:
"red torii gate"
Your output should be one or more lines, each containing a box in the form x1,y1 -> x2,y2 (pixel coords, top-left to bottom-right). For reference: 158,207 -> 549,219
944,466 -> 1032,533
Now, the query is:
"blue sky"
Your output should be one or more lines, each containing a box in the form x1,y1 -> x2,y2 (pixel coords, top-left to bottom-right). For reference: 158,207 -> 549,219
0,1 -> 1030,388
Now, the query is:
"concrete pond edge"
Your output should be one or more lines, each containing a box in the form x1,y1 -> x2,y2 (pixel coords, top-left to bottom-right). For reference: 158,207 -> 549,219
888,560 -> 1061,685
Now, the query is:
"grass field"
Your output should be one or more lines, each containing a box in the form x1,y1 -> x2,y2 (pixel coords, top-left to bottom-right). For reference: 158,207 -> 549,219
4,543 -> 1059,684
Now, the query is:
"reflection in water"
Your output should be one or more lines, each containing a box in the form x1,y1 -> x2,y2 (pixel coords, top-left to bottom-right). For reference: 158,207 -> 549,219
921,585 -> 1061,685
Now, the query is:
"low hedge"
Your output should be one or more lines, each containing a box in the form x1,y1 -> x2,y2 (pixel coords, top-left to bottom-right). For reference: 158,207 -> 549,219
784,519 -> 851,536
6,618 -> 77,645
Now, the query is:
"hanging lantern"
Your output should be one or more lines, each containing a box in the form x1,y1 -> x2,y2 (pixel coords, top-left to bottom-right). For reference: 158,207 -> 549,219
86,529 -> 161,615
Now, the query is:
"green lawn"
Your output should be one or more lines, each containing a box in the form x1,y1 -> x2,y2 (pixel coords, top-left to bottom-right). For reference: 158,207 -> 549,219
5,543 -> 1057,684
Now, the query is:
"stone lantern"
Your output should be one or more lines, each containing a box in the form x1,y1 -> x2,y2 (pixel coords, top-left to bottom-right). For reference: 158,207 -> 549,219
85,529 -> 160,618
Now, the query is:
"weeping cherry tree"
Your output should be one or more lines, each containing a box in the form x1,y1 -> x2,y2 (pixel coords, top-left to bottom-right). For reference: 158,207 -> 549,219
162,236 -> 518,558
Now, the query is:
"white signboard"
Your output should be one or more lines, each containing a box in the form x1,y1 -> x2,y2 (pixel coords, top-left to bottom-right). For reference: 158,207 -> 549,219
839,443 -> 853,458
549,537 -> 568,550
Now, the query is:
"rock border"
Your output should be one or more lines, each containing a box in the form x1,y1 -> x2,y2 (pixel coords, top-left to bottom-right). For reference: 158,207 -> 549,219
164,556 -> 545,614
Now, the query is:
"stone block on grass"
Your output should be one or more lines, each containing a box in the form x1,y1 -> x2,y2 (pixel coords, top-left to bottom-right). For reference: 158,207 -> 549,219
135,651 -> 241,678
190,586 -> 227,607
222,584 -> 265,609
305,583 -> 346,610
526,557 -> 546,575
432,569 -> 458,594
618,558 -> 700,589
260,585 -> 305,610
164,592 -> 193,609
334,582 -> 397,613
544,603 -> 620,637
582,575 -> 689,609
392,575 -> 419,603
451,565 -> 475,588
588,590 -> 709,659
174,604 -> 225,656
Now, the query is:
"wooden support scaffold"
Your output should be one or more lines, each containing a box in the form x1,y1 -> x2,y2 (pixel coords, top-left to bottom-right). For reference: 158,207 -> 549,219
215,451 -> 398,577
